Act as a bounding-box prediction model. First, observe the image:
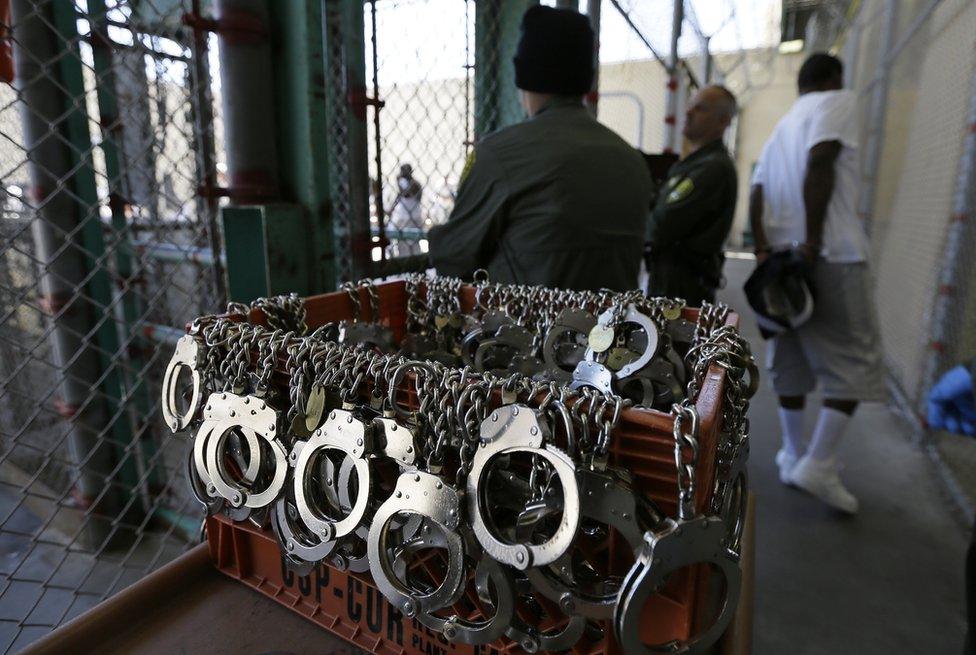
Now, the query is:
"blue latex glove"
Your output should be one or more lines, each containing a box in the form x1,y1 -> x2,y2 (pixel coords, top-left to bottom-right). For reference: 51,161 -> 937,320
927,364 -> 976,436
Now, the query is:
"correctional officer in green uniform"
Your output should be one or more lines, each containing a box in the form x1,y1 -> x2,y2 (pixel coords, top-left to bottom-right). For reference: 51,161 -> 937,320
646,85 -> 739,305
428,5 -> 651,292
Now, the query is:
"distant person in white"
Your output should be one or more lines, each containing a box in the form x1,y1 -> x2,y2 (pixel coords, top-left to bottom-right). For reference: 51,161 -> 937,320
390,163 -> 423,230
749,53 -> 884,514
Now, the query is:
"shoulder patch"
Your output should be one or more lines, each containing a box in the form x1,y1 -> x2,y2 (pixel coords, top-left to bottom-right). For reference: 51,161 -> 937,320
667,177 -> 694,203
460,150 -> 476,184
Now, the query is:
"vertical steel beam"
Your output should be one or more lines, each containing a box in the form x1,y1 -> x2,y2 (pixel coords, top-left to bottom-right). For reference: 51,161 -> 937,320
269,0 -> 338,291
856,0 -> 897,234
584,0 -> 601,117
663,0 -> 683,153
322,0 -> 371,283
475,0 -> 533,137
87,0 -> 159,505
223,205 -> 309,302
218,0 -> 341,299
10,0 -> 127,546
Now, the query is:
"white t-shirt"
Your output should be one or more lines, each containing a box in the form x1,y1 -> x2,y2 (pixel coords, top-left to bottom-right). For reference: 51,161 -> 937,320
752,90 -> 869,263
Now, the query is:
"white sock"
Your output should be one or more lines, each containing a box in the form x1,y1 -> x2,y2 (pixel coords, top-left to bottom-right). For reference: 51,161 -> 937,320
807,407 -> 852,462
777,408 -> 806,457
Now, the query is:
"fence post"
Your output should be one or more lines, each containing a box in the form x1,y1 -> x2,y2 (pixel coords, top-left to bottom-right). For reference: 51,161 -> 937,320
664,0 -> 684,153
10,0 -> 131,547
321,0 -> 372,284
87,0 -> 162,507
701,36 -> 712,85
187,0 -> 228,305
856,0 -> 898,234
584,0 -> 601,117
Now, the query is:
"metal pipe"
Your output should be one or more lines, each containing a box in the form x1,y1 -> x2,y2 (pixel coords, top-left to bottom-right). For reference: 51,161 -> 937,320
856,0 -> 897,234
367,0 -> 386,263
142,323 -> 188,346
10,0 -> 117,524
664,0 -> 683,153
370,226 -> 427,241
607,0 -> 667,68
89,0 -> 156,516
599,91 -> 645,149
584,0 -> 601,117
701,36 -> 712,85
189,0 -> 228,304
919,55 -> 976,426
214,0 -> 279,203
130,239 -> 225,266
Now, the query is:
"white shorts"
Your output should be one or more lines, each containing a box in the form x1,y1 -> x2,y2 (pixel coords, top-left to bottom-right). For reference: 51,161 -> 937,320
766,261 -> 886,401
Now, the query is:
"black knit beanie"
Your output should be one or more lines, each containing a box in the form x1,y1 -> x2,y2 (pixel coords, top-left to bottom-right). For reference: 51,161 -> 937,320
513,5 -> 595,95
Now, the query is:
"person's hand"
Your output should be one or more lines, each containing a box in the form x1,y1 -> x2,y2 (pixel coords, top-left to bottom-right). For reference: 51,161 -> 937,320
795,242 -> 819,265
927,364 -> 976,436
753,246 -> 771,265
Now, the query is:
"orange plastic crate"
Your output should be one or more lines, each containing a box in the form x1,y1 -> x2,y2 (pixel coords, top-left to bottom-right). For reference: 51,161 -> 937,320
206,279 -> 735,654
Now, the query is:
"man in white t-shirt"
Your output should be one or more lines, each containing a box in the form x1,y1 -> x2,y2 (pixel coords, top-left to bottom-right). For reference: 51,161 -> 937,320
749,53 -> 885,514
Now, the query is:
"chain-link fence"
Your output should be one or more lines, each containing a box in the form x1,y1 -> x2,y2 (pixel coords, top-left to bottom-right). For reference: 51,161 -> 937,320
0,0 -> 223,650
363,0 -> 475,261
831,0 -> 976,514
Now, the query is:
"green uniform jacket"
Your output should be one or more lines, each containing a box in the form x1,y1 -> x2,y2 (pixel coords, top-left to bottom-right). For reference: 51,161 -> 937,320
646,139 -> 738,306
428,98 -> 652,292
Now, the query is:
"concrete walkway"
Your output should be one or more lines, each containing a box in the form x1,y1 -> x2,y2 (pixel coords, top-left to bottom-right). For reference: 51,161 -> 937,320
717,256 -> 969,655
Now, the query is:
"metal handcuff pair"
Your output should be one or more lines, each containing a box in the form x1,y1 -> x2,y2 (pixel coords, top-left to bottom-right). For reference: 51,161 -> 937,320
567,303 -> 689,409
162,322 -> 745,654
163,331 -> 288,521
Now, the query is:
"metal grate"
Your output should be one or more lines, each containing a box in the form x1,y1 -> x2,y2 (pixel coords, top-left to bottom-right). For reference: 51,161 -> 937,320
0,0 -> 223,650
846,0 -> 976,513
363,0 -> 476,262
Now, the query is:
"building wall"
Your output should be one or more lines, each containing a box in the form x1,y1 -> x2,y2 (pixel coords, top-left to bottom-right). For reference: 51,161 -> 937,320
729,51 -> 804,248
598,58 -> 669,153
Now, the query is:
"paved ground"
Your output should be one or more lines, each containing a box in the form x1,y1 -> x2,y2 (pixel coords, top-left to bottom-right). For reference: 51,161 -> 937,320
718,256 -> 970,655
0,485 -> 187,653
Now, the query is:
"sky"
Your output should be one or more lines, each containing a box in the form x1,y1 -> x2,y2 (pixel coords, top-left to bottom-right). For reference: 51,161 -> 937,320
371,0 -> 781,83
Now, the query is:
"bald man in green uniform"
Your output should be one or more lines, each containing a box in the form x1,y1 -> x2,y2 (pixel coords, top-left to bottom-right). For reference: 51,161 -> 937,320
646,85 -> 739,305
428,6 -> 652,292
